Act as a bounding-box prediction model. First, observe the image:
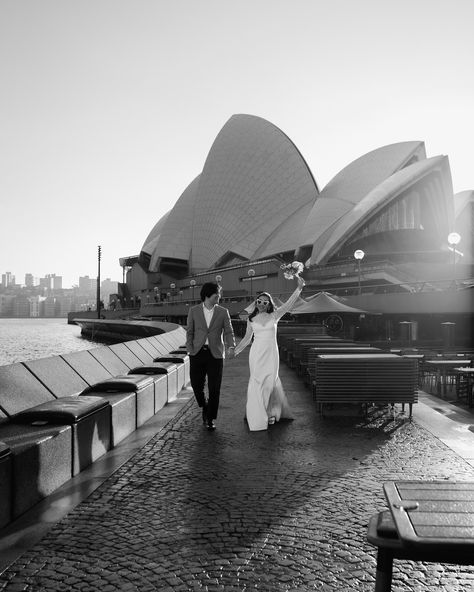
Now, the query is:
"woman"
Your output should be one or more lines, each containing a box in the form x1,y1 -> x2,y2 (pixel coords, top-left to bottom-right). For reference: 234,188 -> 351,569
234,275 -> 305,431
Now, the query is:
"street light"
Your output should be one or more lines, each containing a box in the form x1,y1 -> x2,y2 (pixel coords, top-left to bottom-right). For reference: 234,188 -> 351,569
96,245 -> 101,319
354,249 -> 365,295
190,279 -> 196,302
248,268 -> 255,299
170,283 -> 176,303
448,232 -> 461,286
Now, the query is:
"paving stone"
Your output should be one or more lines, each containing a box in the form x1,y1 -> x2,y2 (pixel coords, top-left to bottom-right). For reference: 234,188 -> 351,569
1,353 -> 474,590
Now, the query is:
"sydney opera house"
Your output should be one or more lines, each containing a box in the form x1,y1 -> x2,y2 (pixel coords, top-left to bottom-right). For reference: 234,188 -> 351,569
119,114 -> 473,344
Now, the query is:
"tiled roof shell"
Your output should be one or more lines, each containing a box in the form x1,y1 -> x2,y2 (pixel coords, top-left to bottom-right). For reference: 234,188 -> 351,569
190,114 -> 319,271
140,115 -> 463,274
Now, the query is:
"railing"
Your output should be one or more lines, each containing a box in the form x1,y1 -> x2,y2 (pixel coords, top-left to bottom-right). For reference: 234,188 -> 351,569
138,276 -> 473,308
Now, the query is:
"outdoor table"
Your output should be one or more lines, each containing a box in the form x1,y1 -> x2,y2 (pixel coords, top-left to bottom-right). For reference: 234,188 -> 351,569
367,480 -> 474,591
454,367 -> 474,406
424,359 -> 471,396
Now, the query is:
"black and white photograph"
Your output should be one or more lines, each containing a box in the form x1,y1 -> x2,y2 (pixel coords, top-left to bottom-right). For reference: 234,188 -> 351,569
0,1 -> 473,590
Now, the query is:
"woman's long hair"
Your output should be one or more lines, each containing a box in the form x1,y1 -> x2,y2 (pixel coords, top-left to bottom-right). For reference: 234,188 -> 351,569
248,292 -> 276,322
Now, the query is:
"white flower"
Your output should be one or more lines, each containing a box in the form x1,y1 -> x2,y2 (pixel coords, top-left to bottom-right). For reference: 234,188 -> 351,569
280,260 -> 304,280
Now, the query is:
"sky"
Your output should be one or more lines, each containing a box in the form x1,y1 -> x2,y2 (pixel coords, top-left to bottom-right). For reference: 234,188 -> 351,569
1,0 -> 473,288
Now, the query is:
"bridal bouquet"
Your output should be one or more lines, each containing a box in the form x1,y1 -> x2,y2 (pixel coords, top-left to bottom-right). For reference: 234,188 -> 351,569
280,261 -> 304,280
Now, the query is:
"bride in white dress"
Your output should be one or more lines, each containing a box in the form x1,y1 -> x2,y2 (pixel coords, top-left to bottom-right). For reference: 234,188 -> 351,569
234,275 -> 305,431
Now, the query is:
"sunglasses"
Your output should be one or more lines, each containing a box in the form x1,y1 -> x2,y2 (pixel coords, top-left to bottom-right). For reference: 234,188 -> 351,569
256,299 -> 270,306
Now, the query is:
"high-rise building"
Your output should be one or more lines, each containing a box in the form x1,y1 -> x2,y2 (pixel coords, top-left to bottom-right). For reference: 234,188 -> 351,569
52,275 -> 62,290
1,272 -> 15,287
79,275 -> 96,292
39,274 -> 62,291
39,277 -> 50,291
25,273 -> 35,287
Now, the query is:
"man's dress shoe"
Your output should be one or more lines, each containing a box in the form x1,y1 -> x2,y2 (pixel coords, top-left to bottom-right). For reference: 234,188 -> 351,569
207,419 -> 216,430
202,405 -> 208,425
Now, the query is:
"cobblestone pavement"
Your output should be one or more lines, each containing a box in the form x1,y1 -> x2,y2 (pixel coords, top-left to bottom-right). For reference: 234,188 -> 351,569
2,352 -> 474,591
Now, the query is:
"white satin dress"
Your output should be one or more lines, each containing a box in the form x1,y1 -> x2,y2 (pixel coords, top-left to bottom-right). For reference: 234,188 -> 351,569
235,286 -> 303,431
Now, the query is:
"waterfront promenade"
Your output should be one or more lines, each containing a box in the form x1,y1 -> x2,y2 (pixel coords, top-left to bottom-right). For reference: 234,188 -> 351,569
1,350 -> 474,591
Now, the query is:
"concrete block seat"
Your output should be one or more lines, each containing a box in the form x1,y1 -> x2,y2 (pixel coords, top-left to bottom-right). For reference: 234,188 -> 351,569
0,421 -> 72,519
61,350 -> 137,447
87,346 -> 169,421
153,353 -> 189,389
0,441 -> 12,527
12,395 -> 111,477
127,362 -> 179,405
25,352 -> 141,451
81,374 -> 156,428
0,363 -> 77,517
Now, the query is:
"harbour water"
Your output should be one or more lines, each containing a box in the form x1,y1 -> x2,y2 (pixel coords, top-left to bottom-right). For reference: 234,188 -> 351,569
0,318 -> 97,366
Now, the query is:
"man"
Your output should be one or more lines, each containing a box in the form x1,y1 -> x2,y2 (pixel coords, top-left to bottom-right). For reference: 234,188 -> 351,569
186,282 -> 235,430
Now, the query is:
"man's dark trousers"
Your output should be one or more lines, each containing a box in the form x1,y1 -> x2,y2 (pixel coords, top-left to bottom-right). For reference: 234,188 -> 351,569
189,346 -> 223,421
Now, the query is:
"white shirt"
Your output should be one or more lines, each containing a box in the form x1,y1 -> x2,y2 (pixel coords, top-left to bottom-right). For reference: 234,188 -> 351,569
202,303 -> 215,344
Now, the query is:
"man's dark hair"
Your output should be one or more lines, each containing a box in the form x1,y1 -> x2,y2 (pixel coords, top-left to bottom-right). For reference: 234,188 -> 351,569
200,282 -> 220,302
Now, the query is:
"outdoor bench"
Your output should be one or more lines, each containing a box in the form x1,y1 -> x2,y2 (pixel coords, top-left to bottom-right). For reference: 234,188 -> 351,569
277,334 -> 342,364
0,326 -> 188,529
312,354 -> 418,417
12,395 -> 111,476
128,362 -> 179,403
153,353 -> 189,391
306,346 -> 382,387
293,340 -> 360,377
81,374 -> 156,429
287,337 -> 349,370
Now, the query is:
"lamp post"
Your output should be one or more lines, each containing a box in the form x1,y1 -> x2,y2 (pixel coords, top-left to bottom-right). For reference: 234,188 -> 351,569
190,279 -> 196,302
448,232 -> 461,286
170,283 -> 176,303
354,249 -> 365,295
248,268 -> 255,299
96,245 -> 101,318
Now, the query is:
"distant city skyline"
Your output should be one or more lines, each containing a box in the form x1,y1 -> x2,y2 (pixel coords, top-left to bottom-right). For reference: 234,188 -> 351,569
1,269 -> 118,289
1,1 -> 473,288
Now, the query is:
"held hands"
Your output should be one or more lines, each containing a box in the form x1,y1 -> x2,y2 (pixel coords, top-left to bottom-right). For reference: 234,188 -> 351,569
227,347 -> 235,359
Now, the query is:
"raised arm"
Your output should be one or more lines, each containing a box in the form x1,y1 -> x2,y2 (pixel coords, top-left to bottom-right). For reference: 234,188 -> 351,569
275,275 -> 305,320
234,321 -> 254,356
